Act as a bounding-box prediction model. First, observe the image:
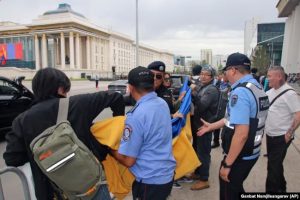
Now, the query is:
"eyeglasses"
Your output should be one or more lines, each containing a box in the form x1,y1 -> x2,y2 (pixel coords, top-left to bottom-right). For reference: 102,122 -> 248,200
200,73 -> 212,77
154,74 -> 163,80
164,78 -> 171,82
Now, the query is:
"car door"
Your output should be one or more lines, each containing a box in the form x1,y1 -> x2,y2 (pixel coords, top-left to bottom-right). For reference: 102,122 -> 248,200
0,78 -> 33,134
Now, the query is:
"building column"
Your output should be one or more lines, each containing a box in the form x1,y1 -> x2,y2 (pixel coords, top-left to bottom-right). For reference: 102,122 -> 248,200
34,34 -> 40,70
75,33 -> 81,69
60,32 -> 65,69
69,32 -> 75,69
41,34 -> 48,68
86,36 -> 91,69
91,36 -> 95,70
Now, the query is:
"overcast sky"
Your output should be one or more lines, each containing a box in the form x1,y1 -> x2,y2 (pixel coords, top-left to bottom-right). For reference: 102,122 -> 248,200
0,0 -> 284,59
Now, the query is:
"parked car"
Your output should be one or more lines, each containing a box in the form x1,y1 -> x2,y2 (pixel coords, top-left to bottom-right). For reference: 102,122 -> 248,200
170,74 -> 190,99
107,79 -> 135,105
0,76 -> 34,137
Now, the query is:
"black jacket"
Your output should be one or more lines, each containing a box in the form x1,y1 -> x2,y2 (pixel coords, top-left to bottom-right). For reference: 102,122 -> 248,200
156,85 -> 175,114
192,82 -> 219,131
3,91 -> 125,200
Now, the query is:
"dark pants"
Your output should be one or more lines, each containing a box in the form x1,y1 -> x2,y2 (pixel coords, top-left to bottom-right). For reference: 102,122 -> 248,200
266,135 -> 291,192
213,129 -> 221,144
220,157 -> 258,200
194,132 -> 212,181
95,80 -> 99,88
92,184 -> 112,200
132,180 -> 173,200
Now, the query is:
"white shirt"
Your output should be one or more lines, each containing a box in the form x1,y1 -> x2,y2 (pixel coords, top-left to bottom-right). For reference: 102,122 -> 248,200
265,83 -> 300,136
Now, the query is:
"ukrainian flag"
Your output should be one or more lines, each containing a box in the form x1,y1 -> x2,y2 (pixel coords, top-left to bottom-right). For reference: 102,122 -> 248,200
91,78 -> 200,199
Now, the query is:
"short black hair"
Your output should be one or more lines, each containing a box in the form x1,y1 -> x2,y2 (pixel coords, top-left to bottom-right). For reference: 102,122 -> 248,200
192,65 -> 202,76
251,68 -> 258,74
32,68 -> 71,102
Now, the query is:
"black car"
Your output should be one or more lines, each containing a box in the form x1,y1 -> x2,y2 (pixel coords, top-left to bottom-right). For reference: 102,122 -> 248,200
0,76 -> 34,137
170,74 -> 190,99
107,79 -> 129,95
107,79 -> 135,105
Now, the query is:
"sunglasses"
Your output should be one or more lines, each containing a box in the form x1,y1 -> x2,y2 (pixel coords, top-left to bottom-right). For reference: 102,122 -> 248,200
164,78 -> 171,82
154,74 -> 163,80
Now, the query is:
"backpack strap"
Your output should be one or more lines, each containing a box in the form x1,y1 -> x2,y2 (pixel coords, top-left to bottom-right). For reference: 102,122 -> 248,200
56,98 -> 69,124
269,89 -> 294,107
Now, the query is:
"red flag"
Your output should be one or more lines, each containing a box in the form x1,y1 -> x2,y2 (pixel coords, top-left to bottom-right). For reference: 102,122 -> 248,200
15,42 -> 23,59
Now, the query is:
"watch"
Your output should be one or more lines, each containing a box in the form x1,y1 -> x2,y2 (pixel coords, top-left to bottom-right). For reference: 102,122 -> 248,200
221,160 -> 232,169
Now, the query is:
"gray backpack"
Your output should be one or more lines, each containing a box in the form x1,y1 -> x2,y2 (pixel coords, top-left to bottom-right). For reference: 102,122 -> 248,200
30,98 -> 103,200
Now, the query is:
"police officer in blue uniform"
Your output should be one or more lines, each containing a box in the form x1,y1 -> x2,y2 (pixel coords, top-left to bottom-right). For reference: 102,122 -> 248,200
111,66 -> 176,200
197,53 -> 269,200
148,61 -> 175,114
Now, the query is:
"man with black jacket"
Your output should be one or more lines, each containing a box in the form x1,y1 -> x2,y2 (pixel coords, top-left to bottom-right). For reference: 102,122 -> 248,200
3,68 -> 125,200
190,66 -> 219,190
148,61 -> 175,114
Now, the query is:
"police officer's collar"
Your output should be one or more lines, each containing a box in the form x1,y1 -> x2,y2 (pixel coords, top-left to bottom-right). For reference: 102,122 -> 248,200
137,91 -> 157,104
231,74 -> 253,89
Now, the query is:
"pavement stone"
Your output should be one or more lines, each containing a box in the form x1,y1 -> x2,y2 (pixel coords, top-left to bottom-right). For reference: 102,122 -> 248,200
123,127 -> 300,200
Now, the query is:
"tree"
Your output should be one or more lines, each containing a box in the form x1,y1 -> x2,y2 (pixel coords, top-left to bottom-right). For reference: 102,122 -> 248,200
200,60 -> 208,66
251,45 -> 270,75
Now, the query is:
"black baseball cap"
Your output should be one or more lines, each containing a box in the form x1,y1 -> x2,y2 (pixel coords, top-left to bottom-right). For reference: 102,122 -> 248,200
147,61 -> 166,72
128,66 -> 154,89
223,53 -> 251,71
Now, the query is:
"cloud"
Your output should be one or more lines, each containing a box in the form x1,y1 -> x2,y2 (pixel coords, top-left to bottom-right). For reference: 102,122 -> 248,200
0,0 -> 283,57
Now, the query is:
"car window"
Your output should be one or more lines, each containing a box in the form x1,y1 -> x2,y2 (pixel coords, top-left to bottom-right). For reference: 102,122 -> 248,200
171,77 -> 182,87
0,80 -> 20,99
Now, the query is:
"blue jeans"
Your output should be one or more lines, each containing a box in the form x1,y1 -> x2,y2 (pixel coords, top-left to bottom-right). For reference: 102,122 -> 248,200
92,184 -> 112,200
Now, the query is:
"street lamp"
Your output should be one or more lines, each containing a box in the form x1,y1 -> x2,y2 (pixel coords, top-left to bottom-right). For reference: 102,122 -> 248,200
135,0 -> 139,67
267,43 -> 274,66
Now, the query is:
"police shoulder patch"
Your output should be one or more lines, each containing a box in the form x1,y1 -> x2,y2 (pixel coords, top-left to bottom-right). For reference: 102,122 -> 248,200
122,125 -> 132,142
231,94 -> 238,107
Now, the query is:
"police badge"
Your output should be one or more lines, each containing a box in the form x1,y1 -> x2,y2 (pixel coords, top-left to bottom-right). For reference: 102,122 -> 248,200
122,125 -> 132,141
159,65 -> 164,71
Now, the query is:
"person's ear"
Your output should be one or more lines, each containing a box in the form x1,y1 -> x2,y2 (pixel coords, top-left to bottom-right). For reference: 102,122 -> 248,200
128,84 -> 134,94
57,86 -> 67,97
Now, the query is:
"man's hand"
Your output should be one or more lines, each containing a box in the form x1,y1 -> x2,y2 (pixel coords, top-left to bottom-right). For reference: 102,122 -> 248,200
173,111 -> 184,119
190,84 -> 197,90
197,118 -> 212,136
284,131 -> 294,143
178,91 -> 186,102
220,166 -> 230,182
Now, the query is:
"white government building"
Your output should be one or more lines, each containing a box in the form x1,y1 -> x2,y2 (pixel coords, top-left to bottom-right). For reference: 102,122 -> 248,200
0,4 -> 175,79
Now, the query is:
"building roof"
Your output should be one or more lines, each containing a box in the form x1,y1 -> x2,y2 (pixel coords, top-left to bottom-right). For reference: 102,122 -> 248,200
43,3 -> 85,18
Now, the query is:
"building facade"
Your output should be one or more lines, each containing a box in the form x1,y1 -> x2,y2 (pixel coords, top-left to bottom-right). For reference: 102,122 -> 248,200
257,22 -> 285,66
0,4 -> 175,78
277,0 -> 300,73
244,17 -> 260,56
200,49 -> 212,66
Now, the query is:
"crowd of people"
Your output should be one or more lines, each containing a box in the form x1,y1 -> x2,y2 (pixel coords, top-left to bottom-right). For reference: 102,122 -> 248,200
3,52 -> 300,200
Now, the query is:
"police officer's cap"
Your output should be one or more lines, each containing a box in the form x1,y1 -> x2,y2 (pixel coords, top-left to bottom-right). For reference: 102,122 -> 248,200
223,53 -> 251,71
128,66 -> 154,89
147,61 -> 166,72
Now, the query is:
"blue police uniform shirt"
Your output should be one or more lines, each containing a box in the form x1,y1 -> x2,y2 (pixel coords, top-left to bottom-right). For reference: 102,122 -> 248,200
118,91 -> 176,184
228,74 -> 261,126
